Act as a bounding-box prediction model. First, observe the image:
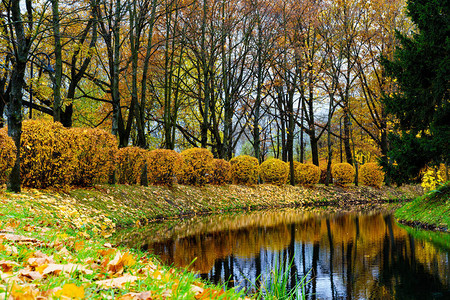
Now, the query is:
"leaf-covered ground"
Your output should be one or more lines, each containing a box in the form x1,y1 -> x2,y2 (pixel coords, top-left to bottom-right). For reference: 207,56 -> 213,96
0,190 -> 248,299
0,183 -> 422,299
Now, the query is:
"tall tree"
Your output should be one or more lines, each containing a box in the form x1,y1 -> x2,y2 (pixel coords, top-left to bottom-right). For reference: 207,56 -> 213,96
382,0 -> 450,184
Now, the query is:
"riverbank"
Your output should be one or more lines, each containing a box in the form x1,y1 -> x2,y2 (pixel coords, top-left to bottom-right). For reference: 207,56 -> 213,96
0,183 -> 422,298
395,183 -> 450,232
69,183 -> 422,228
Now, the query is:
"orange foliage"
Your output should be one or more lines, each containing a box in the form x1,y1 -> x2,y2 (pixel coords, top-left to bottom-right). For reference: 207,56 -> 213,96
146,149 -> 182,186
179,148 -> 214,186
229,155 -> 259,186
117,147 -> 147,185
295,163 -> 320,186
0,128 -> 15,184
359,162 -> 385,188
259,158 -> 288,186
210,159 -> 231,185
332,163 -> 355,186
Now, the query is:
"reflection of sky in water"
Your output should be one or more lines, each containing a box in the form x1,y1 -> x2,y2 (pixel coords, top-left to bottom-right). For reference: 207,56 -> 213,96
121,210 -> 450,299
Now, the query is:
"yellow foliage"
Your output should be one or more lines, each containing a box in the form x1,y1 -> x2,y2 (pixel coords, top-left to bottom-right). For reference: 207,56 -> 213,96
117,147 -> 147,185
210,159 -> 231,185
0,128 -> 15,184
359,162 -> 385,188
421,164 -> 448,191
69,127 -> 118,187
319,166 -> 333,184
20,119 -> 75,189
332,163 -> 355,186
146,149 -> 182,186
259,158 -> 288,186
229,155 -> 259,186
295,163 -> 320,186
179,148 -> 214,186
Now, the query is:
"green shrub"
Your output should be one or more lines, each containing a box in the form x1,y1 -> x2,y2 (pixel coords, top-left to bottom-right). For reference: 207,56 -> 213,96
229,155 -> 259,185
295,163 -> 320,186
70,127 -> 118,186
20,119 -> 75,189
332,163 -> 355,186
179,148 -> 214,186
146,149 -> 182,186
359,162 -> 385,188
210,159 -> 231,185
259,158 -> 288,186
117,146 -> 147,184
0,128 -> 15,184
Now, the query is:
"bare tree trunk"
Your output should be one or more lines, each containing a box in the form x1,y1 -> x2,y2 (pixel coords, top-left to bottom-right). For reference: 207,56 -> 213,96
52,0 -> 62,122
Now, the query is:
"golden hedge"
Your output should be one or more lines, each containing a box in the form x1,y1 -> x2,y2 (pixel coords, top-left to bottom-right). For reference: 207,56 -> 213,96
295,163 -> 320,186
179,148 -> 214,186
117,146 -> 147,185
210,159 -> 231,185
70,127 -> 118,187
146,149 -> 182,186
20,119 -> 75,189
0,128 -> 15,184
229,155 -> 259,185
259,158 -> 288,186
359,162 -> 384,188
332,163 -> 355,186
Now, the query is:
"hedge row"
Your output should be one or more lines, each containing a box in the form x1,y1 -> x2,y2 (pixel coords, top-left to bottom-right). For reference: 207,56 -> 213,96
0,120 -> 385,189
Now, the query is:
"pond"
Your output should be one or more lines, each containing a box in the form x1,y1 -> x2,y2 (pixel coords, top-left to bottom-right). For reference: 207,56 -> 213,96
116,208 -> 450,299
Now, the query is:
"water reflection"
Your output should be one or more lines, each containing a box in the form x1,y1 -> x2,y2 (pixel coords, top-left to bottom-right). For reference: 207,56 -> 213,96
118,210 -> 450,299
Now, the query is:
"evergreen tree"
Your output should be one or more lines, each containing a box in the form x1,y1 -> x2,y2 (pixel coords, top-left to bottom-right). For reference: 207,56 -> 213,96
382,0 -> 449,184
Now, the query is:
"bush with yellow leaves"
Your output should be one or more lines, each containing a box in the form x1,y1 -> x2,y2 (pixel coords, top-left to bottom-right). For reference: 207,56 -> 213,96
117,146 -> 147,185
179,148 -> 214,186
229,155 -> 259,185
332,163 -> 355,186
421,163 -> 449,191
210,159 -> 231,185
0,128 -> 15,184
259,158 -> 288,186
20,119 -> 75,189
70,127 -> 118,186
359,162 -> 385,188
146,149 -> 182,186
295,163 -> 320,186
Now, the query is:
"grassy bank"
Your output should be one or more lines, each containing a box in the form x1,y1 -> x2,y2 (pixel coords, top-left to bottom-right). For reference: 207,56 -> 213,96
0,183 -> 422,299
69,183 -> 422,227
395,183 -> 450,232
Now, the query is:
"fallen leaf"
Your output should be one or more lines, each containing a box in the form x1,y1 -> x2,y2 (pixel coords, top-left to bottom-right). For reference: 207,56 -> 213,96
118,291 -> 153,300
10,282 -> 39,300
0,234 -> 38,243
0,260 -> 19,272
96,274 -> 139,288
42,263 -> 94,276
54,283 -> 85,299
18,268 -> 43,281
108,251 -> 136,274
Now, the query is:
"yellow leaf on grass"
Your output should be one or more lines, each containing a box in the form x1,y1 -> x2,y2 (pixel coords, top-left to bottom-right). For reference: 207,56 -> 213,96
54,283 -> 85,299
10,282 -> 38,300
108,251 -> 136,274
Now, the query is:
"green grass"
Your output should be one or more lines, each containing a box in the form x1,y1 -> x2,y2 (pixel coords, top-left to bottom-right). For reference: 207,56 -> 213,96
395,183 -> 450,231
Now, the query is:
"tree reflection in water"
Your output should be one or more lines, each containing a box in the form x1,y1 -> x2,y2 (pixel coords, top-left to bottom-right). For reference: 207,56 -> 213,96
120,210 -> 450,299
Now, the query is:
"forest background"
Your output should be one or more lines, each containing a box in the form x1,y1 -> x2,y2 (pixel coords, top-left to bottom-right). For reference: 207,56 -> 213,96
0,0 -> 447,191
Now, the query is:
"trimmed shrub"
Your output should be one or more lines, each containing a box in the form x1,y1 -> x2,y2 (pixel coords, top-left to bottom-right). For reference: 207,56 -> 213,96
359,162 -> 385,188
0,128 -> 15,184
117,146 -> 147,185
20,119 -> 75,189
295,163 -> 320,186
229,155 -> 259,185
332,163 -> 355,186
146,149 -> 182,186
259,158 -> 289,186
70,127 -> 118,186
210,159 -> 231,185
179,148 -> 214,186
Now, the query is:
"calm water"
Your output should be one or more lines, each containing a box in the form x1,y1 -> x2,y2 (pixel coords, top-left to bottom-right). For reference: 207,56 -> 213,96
117,209 -> 450,299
